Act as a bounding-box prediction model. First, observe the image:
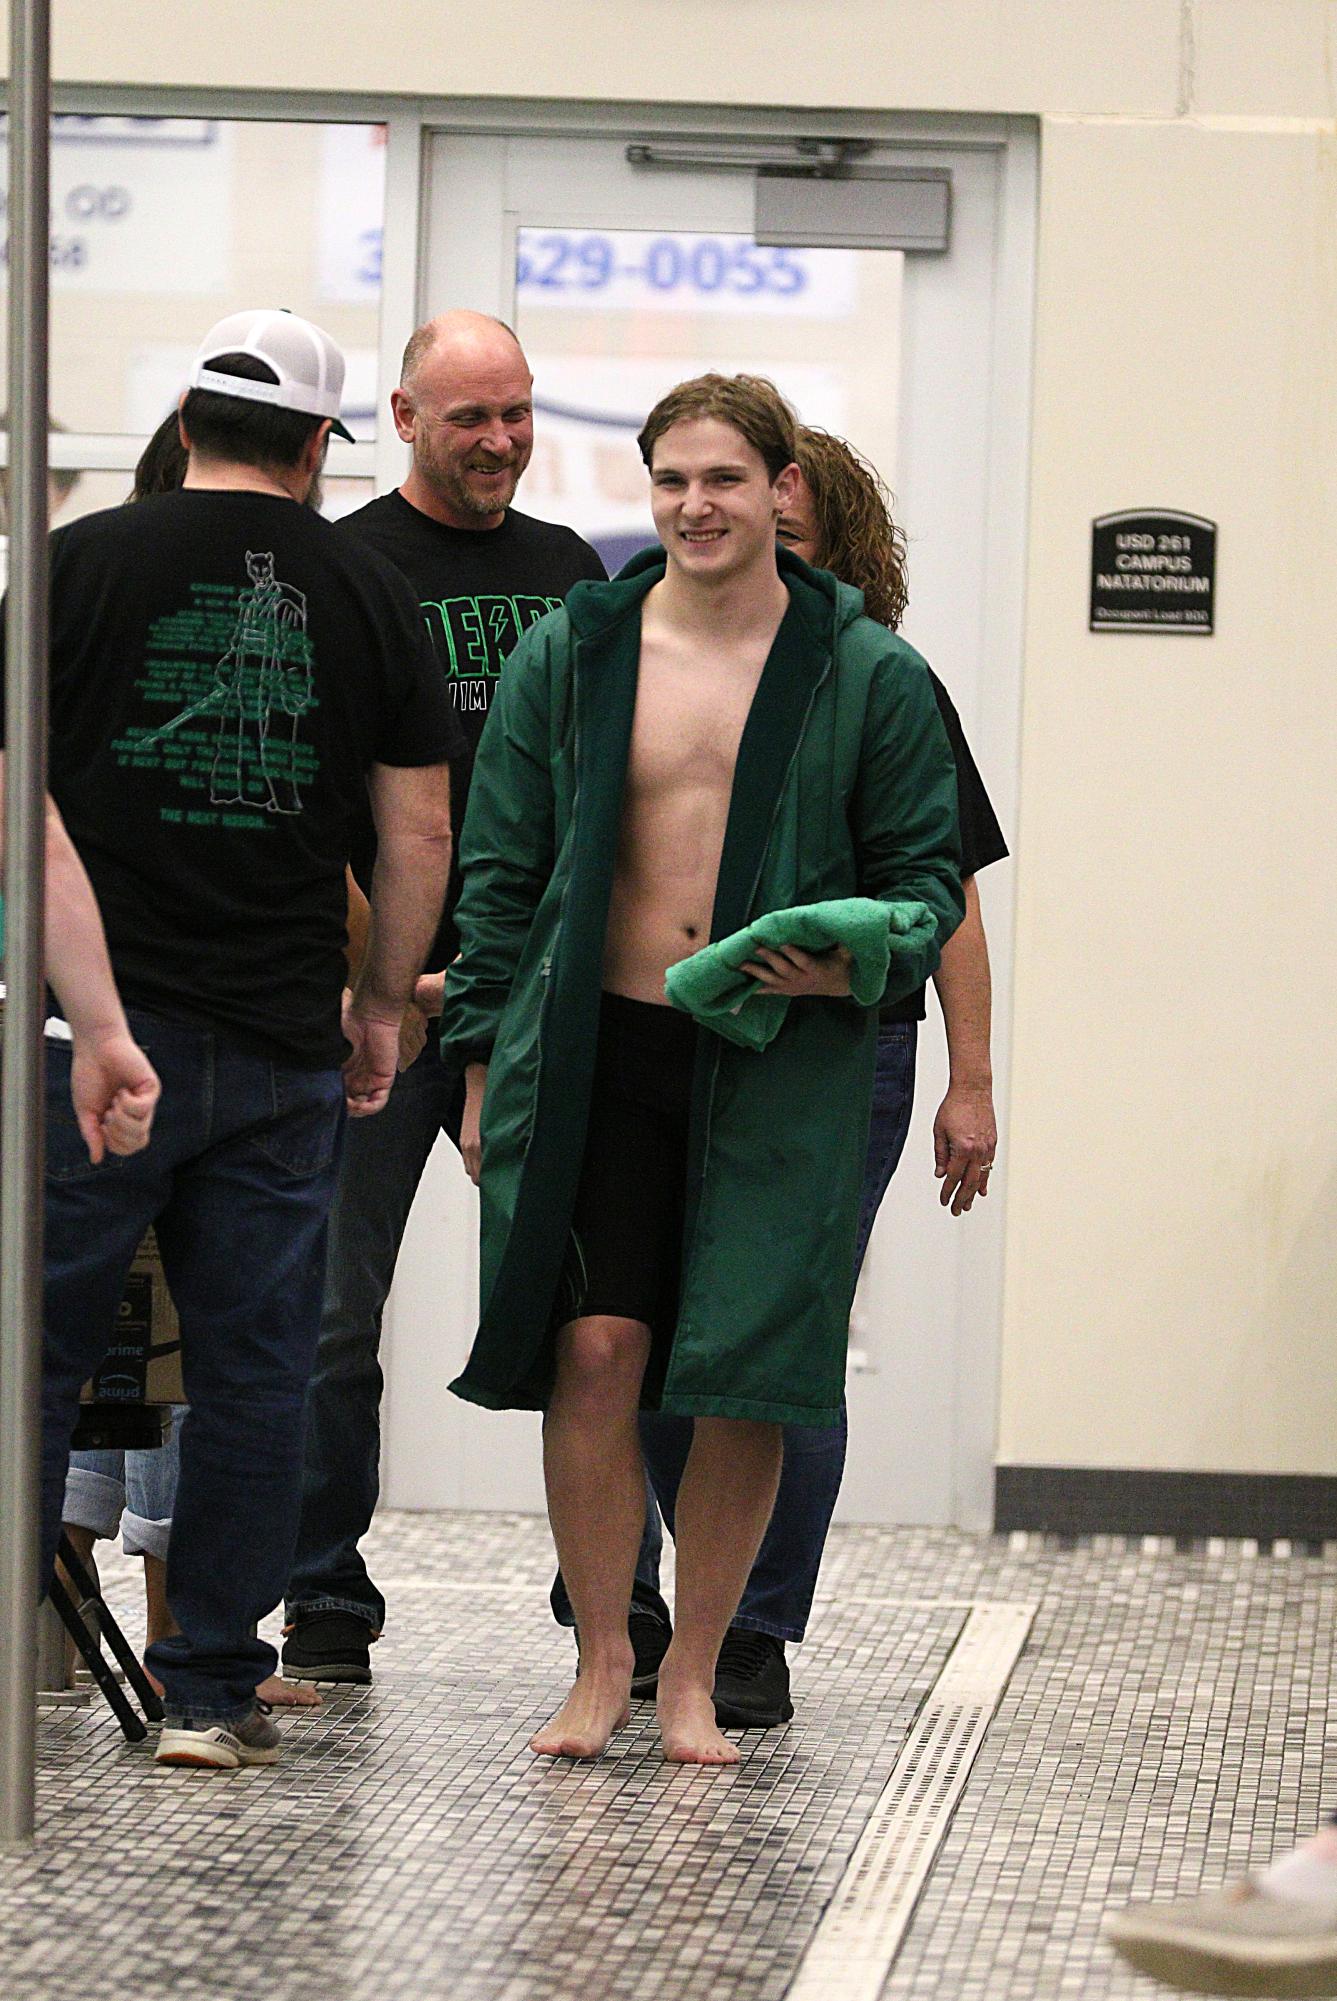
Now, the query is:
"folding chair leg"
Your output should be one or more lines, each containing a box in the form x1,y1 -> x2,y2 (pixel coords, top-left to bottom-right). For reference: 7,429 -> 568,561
56,1534 -> 165,1724
55,1536 -> 166,1728
47,1574 -> 147,1743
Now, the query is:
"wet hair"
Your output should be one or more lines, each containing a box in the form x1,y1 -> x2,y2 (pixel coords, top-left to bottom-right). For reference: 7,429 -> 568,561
638,373 -> 797,482
794,426 -> 909,631
130,412 -> 189,500
179,352 -> 325,473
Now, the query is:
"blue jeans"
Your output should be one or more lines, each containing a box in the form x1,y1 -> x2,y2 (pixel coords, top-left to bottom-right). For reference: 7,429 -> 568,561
41,1009 -> 345,1722
553,1018 -> 918,1641
285,1040 -> 462,1631
63,1405 -> 186,1563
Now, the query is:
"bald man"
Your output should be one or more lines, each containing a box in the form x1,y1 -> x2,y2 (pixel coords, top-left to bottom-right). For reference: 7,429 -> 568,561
282,313 -> 606,1685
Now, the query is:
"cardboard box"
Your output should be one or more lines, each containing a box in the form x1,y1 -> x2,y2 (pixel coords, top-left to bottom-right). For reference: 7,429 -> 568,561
81,1226 -> 185,1406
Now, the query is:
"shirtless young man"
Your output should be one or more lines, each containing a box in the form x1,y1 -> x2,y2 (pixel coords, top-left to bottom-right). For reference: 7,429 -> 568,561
556,397 -> 852,1766
443,375 -> 962,1765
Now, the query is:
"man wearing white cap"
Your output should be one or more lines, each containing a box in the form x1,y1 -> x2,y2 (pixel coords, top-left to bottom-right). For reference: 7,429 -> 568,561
0,309 -> 461,1769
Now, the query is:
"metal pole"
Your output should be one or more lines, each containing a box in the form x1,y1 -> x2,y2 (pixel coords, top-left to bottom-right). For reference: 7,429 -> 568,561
0,0 -> 51,1849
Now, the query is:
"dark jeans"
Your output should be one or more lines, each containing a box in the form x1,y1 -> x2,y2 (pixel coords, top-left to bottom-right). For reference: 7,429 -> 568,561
285,1040 -> 461,1631
41,1009 -> 345,1722
552,1018 -> 918,1642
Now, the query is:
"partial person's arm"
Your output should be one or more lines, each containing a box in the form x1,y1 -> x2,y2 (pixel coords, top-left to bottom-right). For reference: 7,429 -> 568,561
344,861 -> 425,1071
931,873 -> 997,1215
44,798 -> 161,1161
344,864 -> 371,981
460,1060 -> 486,1185
1,763 -> 161,1161
343,760 -> 452,1117
0,560 -> 157,1159
440,617 -> 562,1181
852,646 -> 965,1000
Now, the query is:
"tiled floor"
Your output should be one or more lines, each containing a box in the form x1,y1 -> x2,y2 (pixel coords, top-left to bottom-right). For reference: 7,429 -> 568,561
1,1514 -> 1334,2000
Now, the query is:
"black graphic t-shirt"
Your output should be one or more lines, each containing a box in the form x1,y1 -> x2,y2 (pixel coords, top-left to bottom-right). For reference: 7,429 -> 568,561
337,491 -> 607,966
880,668 -> 1009,1023
0,489 -> 462,1066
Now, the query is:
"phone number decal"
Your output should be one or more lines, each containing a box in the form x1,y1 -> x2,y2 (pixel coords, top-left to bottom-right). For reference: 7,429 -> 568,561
516,230 -> 855,317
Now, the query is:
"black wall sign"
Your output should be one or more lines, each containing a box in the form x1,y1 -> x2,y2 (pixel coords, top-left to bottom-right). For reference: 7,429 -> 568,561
1090,510 -> 1216,633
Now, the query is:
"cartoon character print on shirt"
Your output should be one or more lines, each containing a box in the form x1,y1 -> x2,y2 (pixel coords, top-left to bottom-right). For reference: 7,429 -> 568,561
121,553 -> 318,825
420,594 -> 562,713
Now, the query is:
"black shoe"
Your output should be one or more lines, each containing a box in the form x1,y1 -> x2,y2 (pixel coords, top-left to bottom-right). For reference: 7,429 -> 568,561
712,1627 -> 794,1728
628,1598 -> 672,1699
280,1611 -> 375,1685
572,1596 -> 673,1700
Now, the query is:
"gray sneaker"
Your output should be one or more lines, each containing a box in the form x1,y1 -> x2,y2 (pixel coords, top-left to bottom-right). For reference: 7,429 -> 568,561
1105,1879 -> 1337,1996
156,1702 -> 282,1771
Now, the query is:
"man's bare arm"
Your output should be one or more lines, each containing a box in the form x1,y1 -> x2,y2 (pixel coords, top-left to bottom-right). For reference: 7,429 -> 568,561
931,874 -> 997,1215
344,860 -> 426,1071
0,758 -> 160,1161
344,760 -> 452,1116
40,793 -> 127,1046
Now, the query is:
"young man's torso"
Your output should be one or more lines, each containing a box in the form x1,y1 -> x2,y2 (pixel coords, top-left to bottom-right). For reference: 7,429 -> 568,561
602,583 -> 780,1004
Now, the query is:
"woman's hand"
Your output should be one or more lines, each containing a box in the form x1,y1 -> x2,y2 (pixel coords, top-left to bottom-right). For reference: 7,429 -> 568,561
738,942 -> 854,999
461,1062 -> 487,1185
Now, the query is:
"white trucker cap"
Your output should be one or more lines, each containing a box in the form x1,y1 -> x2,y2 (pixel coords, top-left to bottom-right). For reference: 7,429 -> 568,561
188,308 -> 355,441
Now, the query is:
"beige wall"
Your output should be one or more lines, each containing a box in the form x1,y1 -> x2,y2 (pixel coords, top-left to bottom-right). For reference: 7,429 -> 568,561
10,0 -> 1337,1477
21,0 -> 1334,121
1002,115 -> 1337,1472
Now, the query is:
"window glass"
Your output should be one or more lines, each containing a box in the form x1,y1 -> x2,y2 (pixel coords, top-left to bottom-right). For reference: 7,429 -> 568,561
512,227 -> 903,573
0,115 -> 384,482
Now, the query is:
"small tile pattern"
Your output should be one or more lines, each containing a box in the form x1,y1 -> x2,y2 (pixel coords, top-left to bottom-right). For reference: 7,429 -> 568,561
1,1514 -> 1333,2000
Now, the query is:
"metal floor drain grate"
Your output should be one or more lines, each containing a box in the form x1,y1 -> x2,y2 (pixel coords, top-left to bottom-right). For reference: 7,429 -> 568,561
787,1601 -> 1035,2001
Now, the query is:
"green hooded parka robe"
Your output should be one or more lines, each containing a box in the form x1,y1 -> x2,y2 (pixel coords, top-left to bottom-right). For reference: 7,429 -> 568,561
439,549 -> 963,1427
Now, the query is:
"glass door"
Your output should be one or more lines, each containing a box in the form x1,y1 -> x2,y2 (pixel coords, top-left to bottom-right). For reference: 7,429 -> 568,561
383,125 -> 1027,1529
510,224 -> 901,575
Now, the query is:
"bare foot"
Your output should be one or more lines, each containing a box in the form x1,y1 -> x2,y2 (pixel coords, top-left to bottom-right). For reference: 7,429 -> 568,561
658,1677 -> 741,1766
531,1671 -> 631,1759
140,1668 -> 322,1710
256,1674 -> 322,1710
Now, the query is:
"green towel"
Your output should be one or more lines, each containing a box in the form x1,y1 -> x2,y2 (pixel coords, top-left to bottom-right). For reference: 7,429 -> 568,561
665,895 -> 935,1051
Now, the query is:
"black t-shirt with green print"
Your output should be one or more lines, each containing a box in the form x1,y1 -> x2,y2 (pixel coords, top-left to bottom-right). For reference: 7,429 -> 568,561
337,491 -> 607,967
0,488 -> 461,1066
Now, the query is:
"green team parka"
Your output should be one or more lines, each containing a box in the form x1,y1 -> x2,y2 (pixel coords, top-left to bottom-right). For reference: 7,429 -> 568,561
439,548 -> 963,1427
